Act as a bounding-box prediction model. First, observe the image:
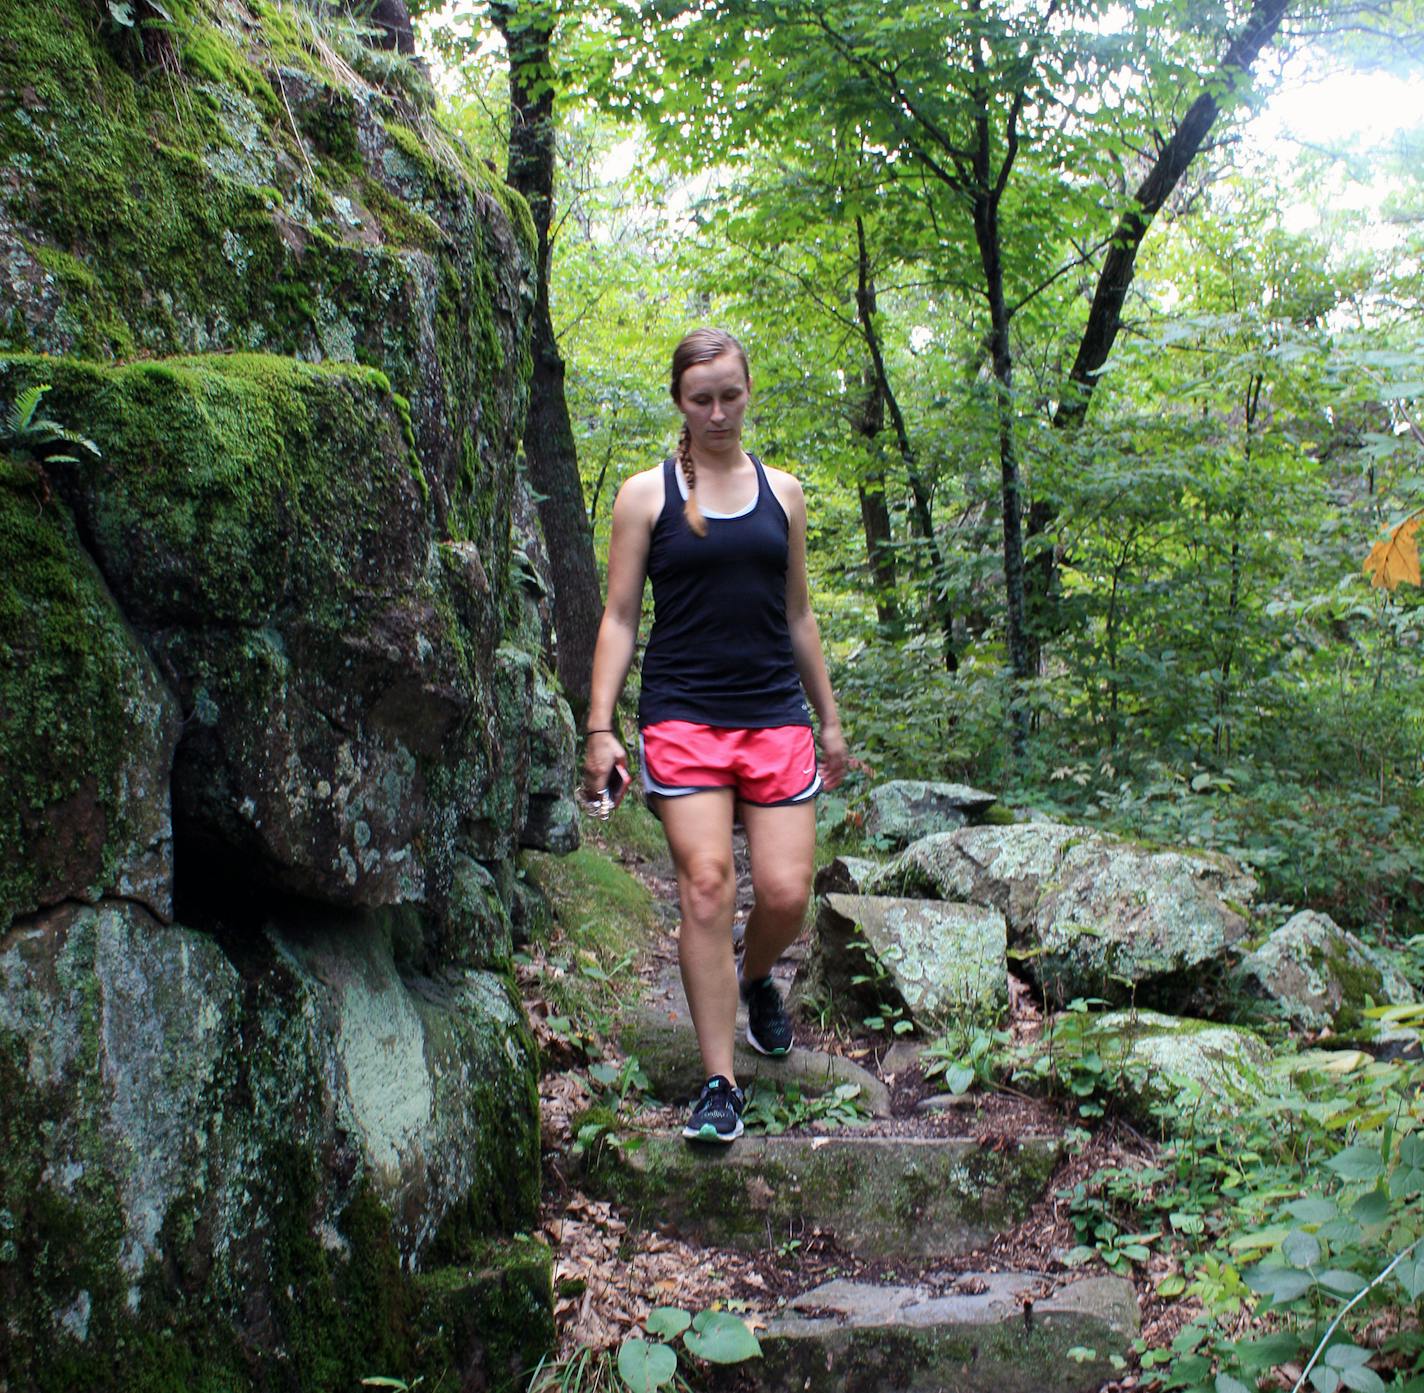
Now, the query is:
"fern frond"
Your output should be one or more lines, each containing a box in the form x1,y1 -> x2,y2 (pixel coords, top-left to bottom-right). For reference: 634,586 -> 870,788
7,384 -> 48,436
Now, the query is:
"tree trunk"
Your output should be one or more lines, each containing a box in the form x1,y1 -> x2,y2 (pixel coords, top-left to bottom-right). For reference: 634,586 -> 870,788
969,28 -> 1029,755
1024,0 -> 1291,673
493,0 -> 602,715
854,217 -> 955,667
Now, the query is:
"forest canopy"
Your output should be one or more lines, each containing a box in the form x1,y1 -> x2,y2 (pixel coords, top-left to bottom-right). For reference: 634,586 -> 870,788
422,0 -> 1423,937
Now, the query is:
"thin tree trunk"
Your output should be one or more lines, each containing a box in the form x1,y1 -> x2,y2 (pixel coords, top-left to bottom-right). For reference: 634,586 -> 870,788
492,0 -> 602,716
1024,0 -> 1291,673
854,217 -> 955,668
969,18 -> 1029,754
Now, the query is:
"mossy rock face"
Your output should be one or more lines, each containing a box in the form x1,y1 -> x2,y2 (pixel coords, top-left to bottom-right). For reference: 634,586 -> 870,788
0,898 -> 543,1388
0,476 -> 179,930
1234,910 -> 1416,1032
0,352 -> 522,908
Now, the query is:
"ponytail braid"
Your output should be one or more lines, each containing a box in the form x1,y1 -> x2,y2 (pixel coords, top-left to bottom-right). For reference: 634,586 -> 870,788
677,422 -> 708,538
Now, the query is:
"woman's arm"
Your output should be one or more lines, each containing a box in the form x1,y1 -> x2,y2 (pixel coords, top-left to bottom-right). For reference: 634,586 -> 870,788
778,472 -> 849,790
583,469 -> 657,793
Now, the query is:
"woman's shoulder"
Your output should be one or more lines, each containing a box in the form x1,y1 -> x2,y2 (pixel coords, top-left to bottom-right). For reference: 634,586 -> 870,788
612,462 -> 668,523
757,460 -> 806,517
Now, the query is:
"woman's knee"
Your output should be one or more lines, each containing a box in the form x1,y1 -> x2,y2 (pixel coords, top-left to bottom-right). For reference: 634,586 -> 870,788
679,857 -> 735,923
752,875 -> 810,924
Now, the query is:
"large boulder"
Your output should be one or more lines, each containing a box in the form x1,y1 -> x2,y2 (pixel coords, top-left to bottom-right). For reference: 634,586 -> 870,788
805,893 -> 1008,1032
1032,842 -> 1255,1004
0,899 -> 541,1384
1235,911 -> 1416,1031
868,825 -> 1257,1006
866,823 -> 1092,931
861,779 -> 999,848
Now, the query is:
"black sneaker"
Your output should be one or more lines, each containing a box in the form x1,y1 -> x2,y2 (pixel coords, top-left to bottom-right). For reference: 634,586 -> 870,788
682,1075 -> 745,1143
743,974 -> 794,1057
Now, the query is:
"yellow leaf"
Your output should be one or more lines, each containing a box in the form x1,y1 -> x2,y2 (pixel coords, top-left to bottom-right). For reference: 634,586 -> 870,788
1363,514 -> 1421,590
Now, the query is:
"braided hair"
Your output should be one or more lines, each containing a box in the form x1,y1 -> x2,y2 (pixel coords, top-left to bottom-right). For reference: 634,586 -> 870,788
669,327 -> 750,540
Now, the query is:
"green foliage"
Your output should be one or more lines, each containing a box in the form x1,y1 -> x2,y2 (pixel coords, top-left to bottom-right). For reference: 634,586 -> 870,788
2,384 -> 102,470
739,1079 -> 870,1135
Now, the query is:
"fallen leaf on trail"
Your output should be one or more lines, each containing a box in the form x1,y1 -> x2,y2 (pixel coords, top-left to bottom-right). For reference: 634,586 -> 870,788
1363,513 -> 1421,590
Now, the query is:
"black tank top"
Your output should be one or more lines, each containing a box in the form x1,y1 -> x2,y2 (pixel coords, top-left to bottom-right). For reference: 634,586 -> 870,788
637,455 -> 811,729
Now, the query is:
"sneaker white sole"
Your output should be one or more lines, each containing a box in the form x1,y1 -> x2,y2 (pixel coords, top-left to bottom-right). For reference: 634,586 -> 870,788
746,1024 -> 792,1057
682,1118 -> 744,1142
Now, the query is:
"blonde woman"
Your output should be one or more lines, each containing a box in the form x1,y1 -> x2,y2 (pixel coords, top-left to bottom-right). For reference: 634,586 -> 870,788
582,328 -> 848,1143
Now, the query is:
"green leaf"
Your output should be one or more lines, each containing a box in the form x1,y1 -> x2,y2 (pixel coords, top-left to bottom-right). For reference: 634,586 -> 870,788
1244,1263 -> 1314,1304
683,1311 -> 761,1364
1216,1375 -> 1251,1393
946,1064 -> 975,1095
1156,1274 -> 1186,1297
1351,1190 -> 1390,1225
617,1338 -> 677,1392
1235,1331 -> 1302,1370
1311,1369 -> 1341,1393
645,1307 -> 692,1338
1316,1269 -> 1368,1296
1282,1229 -> 1321,1268
1284,1197 -> 1337,1224
1324,1345 -> 1373,1370
1394,1257 -> 1424,1301
1340,1369 -> 1385,1393
1325,1146 -> 1384,1182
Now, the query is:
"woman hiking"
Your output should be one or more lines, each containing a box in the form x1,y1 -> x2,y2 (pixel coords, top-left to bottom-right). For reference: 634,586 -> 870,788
582,327 -> 848,1143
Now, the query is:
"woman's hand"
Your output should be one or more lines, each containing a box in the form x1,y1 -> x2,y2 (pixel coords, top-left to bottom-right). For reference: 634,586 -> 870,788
819,723 -> 849,790
582,730 -> 627,799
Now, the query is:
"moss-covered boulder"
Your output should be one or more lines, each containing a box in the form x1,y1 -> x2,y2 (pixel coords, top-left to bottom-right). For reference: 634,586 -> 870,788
1042,1008 -> 1270,1130
0,898 -> 542,1389
805,893 -> 1008,1032
1032,842 -> 1255,1006
862,779 -> 998,848
0,476 -> 178,929
867,825 -> 1257,1007
1234,910 -> 1416,1032
589,1134 -> 1061,1259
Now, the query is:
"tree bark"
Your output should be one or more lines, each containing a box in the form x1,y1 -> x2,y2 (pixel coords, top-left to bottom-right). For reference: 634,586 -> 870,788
492,0 -> 602,715
1025,0 -> 1292,671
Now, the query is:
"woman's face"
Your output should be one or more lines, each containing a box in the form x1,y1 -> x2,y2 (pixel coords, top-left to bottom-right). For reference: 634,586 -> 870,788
676,352 -> 750,454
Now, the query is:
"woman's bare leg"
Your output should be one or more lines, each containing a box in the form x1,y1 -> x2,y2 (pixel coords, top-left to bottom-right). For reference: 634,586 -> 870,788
739,800 -> 817,981
656,789 -> 739,1083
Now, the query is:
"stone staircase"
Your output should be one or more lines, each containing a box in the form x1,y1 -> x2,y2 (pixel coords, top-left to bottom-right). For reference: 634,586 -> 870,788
577,951 -> 1140,1393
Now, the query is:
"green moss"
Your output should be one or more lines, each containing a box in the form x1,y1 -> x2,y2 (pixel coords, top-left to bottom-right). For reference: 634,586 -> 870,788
0,466 -> 172,928
413,1240 -> 555,1393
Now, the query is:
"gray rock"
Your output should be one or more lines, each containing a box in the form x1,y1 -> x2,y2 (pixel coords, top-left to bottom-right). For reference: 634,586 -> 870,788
0,898 -> 542,1360
754,1273 -> 1138,1393
1033,842 -> 1256,1004
806,894 -> 1007,1031
814,855 -> 883,896
1235,910 -> 1416,1031
589,1135 -> 1062,1259
863,779 -> 999,848
866,823 -> 1092,931
1043,1008 -> 1270,1128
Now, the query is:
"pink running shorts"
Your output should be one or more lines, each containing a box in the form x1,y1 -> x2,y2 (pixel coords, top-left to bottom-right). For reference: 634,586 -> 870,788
639,721 -> 821,806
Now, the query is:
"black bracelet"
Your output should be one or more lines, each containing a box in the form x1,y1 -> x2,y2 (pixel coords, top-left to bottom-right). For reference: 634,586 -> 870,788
585,727 -> 614,736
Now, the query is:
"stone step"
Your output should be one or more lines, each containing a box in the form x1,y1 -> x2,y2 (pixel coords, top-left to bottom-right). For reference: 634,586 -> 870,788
621,1003 -> 893,1117
741,1272 -> 1138,1393
586,1132 -> 1062,1259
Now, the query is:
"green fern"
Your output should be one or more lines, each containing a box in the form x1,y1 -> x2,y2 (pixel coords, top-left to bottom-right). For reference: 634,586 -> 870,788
2,384 -> 102,468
